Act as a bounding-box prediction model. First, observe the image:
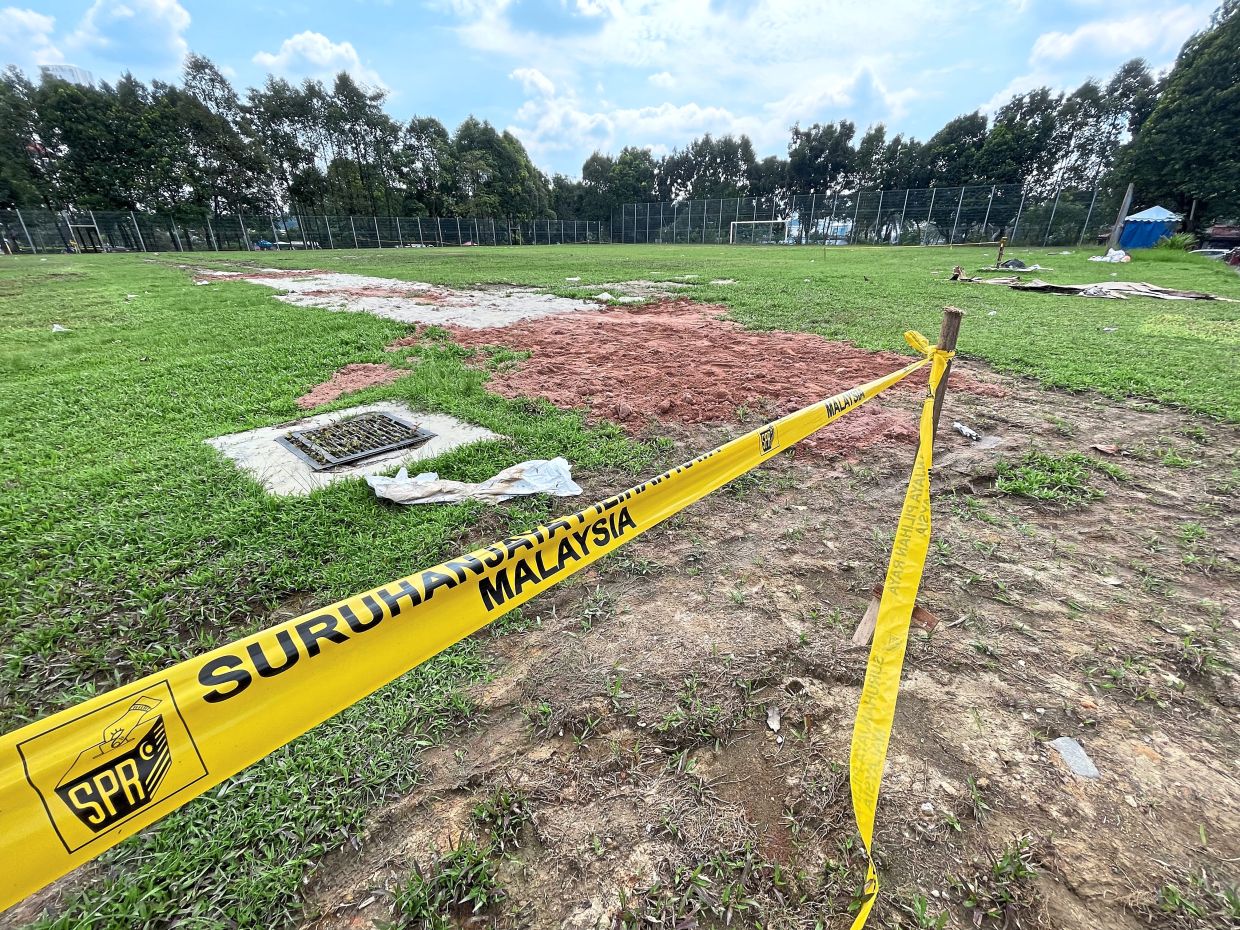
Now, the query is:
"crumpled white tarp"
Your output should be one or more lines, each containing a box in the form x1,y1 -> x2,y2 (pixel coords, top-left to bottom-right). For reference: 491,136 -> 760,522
366,457 -> 583,505
1088,248 -> 1130,263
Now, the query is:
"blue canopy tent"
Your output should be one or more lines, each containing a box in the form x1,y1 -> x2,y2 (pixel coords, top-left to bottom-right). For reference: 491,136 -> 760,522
1118,206 -> 1180,249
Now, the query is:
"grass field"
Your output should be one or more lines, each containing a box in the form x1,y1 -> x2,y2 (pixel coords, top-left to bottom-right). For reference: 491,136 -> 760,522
0,244 -> 1237,928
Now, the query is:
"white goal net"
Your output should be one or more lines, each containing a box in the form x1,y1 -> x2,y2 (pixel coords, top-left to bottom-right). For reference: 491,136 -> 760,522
728,219 -> 791,244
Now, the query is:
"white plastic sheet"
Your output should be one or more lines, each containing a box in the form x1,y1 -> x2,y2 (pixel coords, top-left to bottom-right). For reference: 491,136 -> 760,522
366,457 -> 583,505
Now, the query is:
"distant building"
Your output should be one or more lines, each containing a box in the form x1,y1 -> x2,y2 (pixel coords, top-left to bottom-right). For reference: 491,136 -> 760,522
40,65 -> 95,87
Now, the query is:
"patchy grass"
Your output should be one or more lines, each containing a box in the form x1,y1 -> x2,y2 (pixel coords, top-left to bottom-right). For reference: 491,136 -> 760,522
393,839 -> 505,928
3,244 -> 1238,927
0,257 -> 651,927
951,835 -> 1041,926
1147,871 -> 1240,930
162,243 -> 1240,420
470,785 -> 532,852
995,449 -> 1126,505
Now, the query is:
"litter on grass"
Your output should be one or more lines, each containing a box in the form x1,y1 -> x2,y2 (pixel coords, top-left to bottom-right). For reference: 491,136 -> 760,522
366,457 -> 582,504
960,276 -> 1236,301
1088,249 -> 1130,263
996,258 -> 1052,271
50,323 -> 68,332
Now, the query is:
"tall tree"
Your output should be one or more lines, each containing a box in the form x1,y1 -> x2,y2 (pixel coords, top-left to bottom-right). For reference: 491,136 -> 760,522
787,120 -> 856,192
922,112 -> 988,186
1120,2 -> 1237,220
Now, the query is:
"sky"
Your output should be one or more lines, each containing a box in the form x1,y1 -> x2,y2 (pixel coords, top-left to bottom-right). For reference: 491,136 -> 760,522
0,0 -> 1219,177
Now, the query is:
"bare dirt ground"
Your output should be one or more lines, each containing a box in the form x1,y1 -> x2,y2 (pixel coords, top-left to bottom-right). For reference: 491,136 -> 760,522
389,299 -> 1004,457
296,334 -> 1239,928
297,363 -> 411,409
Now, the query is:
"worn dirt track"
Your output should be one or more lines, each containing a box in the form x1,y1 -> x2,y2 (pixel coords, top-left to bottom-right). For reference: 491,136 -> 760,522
298,350 -> 1239,929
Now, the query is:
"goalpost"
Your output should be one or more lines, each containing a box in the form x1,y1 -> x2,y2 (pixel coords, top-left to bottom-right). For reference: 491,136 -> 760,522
729,219 -> 791,245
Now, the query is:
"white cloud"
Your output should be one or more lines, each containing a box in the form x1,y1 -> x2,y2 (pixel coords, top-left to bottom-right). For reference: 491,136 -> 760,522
0,7 -> 64,69
68,0 -> 190,70
1031,6 -> 1205,63
253,31 -> 384,86
510,67 -> 555,97
459,0 -> 938,170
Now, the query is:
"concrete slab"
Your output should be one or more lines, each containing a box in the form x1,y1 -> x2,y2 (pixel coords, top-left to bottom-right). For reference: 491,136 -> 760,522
227,272 -> 595,328
207,402 -> 501,496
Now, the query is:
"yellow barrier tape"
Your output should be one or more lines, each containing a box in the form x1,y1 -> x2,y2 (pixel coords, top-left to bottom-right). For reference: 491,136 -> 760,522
0,350 -> 933,912
848,339 -> 953,929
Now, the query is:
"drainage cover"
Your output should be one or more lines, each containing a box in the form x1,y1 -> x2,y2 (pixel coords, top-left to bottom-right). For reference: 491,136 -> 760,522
277,412 -> 435,470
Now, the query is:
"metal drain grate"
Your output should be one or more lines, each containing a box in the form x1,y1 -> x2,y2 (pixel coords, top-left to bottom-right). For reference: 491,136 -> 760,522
277,412 -> 435,470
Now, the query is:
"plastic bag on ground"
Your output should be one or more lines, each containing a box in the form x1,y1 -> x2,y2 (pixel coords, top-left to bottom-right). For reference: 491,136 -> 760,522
366,457 -> 583,505
1088,248 -> 1130,263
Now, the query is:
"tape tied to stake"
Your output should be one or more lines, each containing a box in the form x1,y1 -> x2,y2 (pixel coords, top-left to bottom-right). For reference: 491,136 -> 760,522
848,342 -> 953,929
0,336 -> 948,915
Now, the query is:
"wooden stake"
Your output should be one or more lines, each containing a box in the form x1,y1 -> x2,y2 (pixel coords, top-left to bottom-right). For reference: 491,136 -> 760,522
851,582 -> 940,646
930,306 -> 965,439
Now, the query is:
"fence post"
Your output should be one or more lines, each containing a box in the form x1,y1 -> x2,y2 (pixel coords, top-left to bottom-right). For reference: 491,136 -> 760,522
949,187 -> 965,245
324,216 -> 334,250
127,211 -> 146,252
456,217 -> 462,244
297,214 -> 309,250
1079,187 -> 1099,245
15,208 -> 36,253
396,216 -> 403,248
375,216 -> 382,248
850,193 -> 861,244
1043,189 -> 1062,246
898,189 -> 909,243
1107,183 -> 1134,250
981,185 -> 996,239
436,217 -> 443,246
874,190 -> 884,244
169,218 -> 184,252
1010,189 -> 1027,245
238,211 -> 251,250
206,216 -> 218,251
923,187 -> 937,245
349,216 -> 359,249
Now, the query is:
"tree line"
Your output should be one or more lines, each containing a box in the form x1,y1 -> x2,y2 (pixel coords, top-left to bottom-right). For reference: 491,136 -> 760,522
1,2 -> 1234,224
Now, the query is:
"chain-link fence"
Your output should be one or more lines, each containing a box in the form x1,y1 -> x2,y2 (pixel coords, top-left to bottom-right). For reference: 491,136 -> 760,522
1,185 -> 1122,255
615,184 -> 1121,248
0,209 -> 608,254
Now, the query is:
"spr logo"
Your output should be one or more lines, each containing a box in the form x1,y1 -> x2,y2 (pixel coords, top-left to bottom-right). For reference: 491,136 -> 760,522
759,425 -> 777,454
17,681 -> 207,852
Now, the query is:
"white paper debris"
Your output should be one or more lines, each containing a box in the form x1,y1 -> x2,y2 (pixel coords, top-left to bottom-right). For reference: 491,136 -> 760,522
366,457 -> 582,505
766,705 -> 782,733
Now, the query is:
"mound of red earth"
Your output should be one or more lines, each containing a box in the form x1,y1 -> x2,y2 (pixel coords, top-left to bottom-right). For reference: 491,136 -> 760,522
389,300 -> 1004,456
296,363 -> 410,409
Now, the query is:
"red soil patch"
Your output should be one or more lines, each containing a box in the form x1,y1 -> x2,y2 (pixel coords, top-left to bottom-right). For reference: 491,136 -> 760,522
296,363 -> 410,409
390,300 -> 1004,456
